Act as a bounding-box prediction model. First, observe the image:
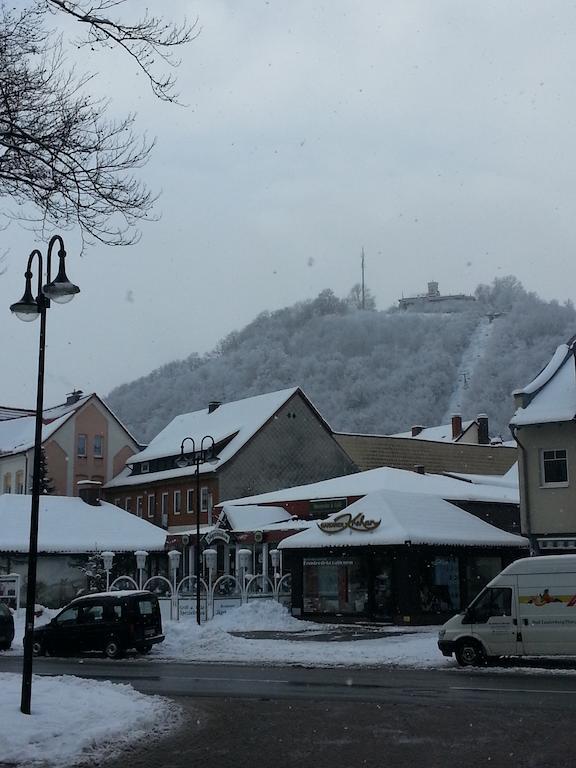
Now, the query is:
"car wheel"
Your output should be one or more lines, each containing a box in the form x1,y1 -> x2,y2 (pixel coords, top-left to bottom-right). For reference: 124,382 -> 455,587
455,638 -> 486,667
104,638 -> 123,659
136,643 -> 153,655
32,639 -> 44,657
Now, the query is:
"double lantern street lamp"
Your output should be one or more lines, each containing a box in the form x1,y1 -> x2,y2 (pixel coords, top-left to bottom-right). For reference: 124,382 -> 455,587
175,436 -> 219,625
10,235 -> 80,715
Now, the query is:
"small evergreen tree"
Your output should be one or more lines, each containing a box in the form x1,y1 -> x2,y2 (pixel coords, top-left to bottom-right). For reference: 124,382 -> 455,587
37,448 -> 55,495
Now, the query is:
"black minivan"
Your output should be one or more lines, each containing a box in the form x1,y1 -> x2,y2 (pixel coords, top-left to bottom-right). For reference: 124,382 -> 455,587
32,590 -> 164,659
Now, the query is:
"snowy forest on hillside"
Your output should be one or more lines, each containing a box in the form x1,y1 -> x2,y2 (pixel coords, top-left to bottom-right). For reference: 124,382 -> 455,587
106,278 -> 576,443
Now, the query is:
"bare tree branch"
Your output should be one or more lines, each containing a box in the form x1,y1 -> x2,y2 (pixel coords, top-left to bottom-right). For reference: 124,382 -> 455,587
0,2 -> 194,246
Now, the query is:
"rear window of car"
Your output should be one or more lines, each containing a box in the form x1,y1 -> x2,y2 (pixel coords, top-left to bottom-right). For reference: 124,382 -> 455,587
137,598 -> 155,616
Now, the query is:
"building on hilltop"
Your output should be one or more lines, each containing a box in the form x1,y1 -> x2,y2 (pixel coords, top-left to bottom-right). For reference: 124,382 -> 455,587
0,391 -> 140,497
510,337 -> 576,553
398,281 -> 476,311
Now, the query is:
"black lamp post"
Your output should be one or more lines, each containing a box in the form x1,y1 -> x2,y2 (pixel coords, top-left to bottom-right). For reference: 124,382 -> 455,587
175,436 -> 219,625
10,235 -> 80,715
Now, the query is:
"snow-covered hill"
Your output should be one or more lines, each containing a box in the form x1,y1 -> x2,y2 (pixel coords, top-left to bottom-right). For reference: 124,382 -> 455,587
106,278 -> 576,443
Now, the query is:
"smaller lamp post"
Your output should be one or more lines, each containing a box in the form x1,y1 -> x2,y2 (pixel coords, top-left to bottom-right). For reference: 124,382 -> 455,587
134,550 -> 149,589
175,436 -> 219,625
101,551 -> 115,591
167,549 -> 182,596
238,548 -> 252,598
270,549 -> 281,590
203,547 -> 217,618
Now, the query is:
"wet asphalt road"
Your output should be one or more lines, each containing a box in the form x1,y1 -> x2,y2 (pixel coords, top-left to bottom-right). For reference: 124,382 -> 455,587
2,656 -> 576,767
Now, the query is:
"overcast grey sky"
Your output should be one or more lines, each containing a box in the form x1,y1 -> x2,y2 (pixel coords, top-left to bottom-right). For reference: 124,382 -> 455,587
4,0 -> 576,407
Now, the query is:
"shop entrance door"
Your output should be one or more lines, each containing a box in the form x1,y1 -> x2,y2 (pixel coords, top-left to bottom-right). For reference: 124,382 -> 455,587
372,559 -> 394,620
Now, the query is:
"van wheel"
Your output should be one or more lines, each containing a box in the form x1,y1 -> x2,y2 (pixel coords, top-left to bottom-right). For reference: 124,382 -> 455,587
32,640 -> 44,657
455,639 -> 486,667
104,638 -> 123,659
136,643 -> 153,655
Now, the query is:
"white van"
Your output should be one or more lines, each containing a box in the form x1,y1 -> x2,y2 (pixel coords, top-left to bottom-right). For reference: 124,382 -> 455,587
438,555 -> 576,666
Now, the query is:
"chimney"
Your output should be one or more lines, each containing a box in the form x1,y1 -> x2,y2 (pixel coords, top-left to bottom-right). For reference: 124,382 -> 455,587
208,401 -> 222,414
451,413 -> 463,440
66,389 -> 83,405
77,480 -> 101,506
414,464 -> 426,475
411,425 -> 425,437
477,414 -> 489,445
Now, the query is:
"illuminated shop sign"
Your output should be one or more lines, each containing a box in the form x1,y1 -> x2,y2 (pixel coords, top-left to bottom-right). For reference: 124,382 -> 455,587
318,511 -> 381,534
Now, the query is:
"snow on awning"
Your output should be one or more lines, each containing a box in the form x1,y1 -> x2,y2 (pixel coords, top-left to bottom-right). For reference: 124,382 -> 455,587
0,495 -> 167,553
221,504 -> 293,532
278,490 -> 528,550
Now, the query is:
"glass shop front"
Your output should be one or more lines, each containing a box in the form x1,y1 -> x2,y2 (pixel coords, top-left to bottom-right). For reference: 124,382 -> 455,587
287,546 -> 520,623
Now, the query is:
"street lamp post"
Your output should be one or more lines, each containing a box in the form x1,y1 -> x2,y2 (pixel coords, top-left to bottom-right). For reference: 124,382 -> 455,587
175,436 -> 219,625
10,235 -> 80,715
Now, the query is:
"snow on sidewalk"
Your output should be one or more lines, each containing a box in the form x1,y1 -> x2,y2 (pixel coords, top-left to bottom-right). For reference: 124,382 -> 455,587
154,601 -> 450,668
0,673 -> 181,767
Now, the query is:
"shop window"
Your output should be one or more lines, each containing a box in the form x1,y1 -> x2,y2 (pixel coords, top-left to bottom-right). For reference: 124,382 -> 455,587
541,449 -> 568,486
77,434 -> 87,458
3,473 -> 12,493
93,434 -> 104,458
419,555 -> 460,613
466,556 -> 502,603
303,557 -> 368,615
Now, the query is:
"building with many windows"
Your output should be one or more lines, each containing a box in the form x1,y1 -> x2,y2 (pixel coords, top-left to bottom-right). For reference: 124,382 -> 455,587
103,388 -> 357,536
0,391 -> 140,497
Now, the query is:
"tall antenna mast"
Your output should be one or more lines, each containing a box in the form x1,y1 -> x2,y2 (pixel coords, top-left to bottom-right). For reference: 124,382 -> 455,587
361,247 -> 366,310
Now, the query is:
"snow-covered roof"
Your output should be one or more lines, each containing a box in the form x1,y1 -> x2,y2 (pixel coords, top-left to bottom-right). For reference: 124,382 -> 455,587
278,490 -> 528,550
444,463 -> 518,489
221,464 -> 519,507
511,343 -> 576,426
220,504 -> 293,532
391,421 -> 474,442
0,495 -> 167,553
127,388 -> 301,466
0,394 -> 92,456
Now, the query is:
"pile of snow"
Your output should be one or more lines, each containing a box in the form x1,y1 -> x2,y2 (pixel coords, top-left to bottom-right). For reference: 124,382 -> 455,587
4,607 -> 60,655
209,599 -> 323,632
156,600 -> 447,668
0,674 -> 180,766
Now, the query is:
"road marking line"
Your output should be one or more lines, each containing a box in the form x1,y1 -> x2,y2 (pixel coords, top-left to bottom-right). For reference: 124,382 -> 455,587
450,686 -> 576,694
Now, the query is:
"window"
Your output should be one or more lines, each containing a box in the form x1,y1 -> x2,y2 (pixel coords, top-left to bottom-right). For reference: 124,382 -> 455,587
137,598 -> 155,616
136,496 -> 143,517
125,497 -> 132,513
15,471 -> 24,494
80,604 -> 104,623
161,493 -> 169,516
147,494 -> 155,518
93,434 -> 103,458
187,488 -> 194,513
77,434 -> 87,457
541,449 -> 568,485
201,486 -> 209,513
174,490 -> 181,515
56,606 -> 79,625
141,462 -> 149,473
3,473 -> 11,494
114,498 -> 121,507
468,587 -> 512,623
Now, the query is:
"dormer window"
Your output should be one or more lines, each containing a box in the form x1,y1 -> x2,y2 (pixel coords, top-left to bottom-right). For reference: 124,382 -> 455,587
141,462 -> 149,473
